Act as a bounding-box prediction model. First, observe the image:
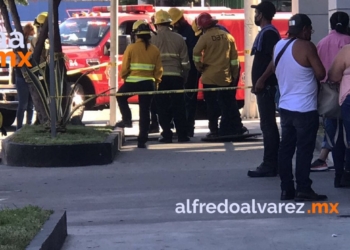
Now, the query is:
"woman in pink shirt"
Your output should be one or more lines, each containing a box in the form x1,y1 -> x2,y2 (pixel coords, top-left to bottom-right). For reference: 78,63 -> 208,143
328,29 -> 350,188
312,12 -> 350,174
316,12 -> 350,188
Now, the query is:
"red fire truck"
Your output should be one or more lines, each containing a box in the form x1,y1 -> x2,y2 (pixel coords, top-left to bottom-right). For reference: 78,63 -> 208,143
59,5 -> 291,118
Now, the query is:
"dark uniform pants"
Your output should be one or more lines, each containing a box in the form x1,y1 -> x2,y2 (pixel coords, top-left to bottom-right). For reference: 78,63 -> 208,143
184,70 -> 200,134
203,83 -> 243,136
116,80 -> 154,143
156,76 -> 188,139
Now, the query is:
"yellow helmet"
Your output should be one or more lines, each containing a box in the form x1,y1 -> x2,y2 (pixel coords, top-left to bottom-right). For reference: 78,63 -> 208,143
168,7 -> 184,25
191,19 -> 202,36
154,10 -> 172,25
132,20 -> 151,35
36,12 -> 48,24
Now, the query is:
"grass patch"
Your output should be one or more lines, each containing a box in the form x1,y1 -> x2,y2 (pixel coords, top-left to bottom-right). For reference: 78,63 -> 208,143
10,125 -> 114,145
0,206 -> 52,250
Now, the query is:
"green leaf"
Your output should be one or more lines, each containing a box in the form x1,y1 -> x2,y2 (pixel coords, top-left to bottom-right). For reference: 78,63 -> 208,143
24,67 -> 50,118
63,88 -> 114,126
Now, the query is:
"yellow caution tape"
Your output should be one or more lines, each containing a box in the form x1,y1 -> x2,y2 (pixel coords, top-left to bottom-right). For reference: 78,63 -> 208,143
244,50 -> 251,55
67,62 -> 110,75
50,85 -> 252,99
23,60 -> 252,99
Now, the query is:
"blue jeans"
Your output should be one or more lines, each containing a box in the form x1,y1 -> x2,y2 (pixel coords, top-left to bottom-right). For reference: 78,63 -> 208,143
16,76 -> 34,130
321,136 -> 332,150
278,108 -> 319,192
324,118 -> 350,174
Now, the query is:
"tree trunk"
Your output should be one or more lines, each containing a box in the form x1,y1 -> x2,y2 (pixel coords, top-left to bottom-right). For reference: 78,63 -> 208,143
53,0 -> 71,126
0,0 -> 14,35
32,19 -> 48,63
6,0 -> 26,54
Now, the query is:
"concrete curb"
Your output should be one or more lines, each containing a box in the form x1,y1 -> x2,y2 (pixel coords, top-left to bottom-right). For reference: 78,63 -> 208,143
1,127 -> 124,167
26,210 -> 67,250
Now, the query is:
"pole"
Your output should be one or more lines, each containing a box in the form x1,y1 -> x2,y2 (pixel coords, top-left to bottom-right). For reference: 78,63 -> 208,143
242,0 -> 260,119
109,0 -> 117,126
116,0 -> 120,122
49,0 -> 56,137
201,0 -> 205,7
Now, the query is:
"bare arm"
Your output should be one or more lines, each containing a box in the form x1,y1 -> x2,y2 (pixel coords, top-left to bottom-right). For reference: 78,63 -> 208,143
306,42 -> 326,81
328,46 -> 347,83
260,60 -> 274,82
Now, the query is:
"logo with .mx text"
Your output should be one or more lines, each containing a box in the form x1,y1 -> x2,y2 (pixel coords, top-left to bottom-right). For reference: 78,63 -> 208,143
0,31 -> 32,67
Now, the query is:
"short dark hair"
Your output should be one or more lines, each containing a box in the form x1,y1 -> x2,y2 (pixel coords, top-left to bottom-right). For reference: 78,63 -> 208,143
330,11 -> 349,34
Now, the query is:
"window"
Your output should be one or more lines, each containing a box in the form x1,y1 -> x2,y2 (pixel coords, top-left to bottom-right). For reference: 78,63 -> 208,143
118,20 -> 138,35
60,17 -> 110,46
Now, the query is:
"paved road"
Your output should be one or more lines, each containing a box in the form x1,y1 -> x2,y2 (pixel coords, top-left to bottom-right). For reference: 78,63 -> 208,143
0,108 -> 349,250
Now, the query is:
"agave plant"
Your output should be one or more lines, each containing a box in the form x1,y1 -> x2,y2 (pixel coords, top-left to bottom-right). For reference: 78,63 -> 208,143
22,58 -> 112,132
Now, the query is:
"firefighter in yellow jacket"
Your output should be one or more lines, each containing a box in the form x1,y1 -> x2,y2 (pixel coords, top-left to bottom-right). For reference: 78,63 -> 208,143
151,10 -> 191,143
116,20 -> 163,148
193,12 -> 246,137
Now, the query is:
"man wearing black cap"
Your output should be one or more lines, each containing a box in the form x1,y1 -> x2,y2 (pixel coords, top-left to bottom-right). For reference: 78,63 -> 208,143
247,1 -> 281,178
272,14 -> 327,201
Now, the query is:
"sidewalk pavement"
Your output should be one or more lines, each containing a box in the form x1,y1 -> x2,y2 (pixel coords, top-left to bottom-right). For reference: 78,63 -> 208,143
0,111 -> 349,250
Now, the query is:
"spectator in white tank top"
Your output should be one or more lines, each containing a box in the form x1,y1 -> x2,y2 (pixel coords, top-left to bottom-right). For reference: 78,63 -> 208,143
273,14 -> 327,201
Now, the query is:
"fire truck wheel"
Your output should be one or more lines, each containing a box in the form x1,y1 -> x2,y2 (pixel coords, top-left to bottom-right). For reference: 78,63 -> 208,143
0,109 -> 16,127
70,83 -> 85,123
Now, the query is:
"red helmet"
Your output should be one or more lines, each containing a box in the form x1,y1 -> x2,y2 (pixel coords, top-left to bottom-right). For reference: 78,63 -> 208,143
197,12 -> 214,29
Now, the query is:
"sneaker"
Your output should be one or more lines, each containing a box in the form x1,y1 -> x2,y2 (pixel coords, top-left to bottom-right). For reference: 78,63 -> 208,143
236,126 -> 248,135
206,131 -> 218,138
247,165 -> 278,178
188,129 -> 194,137
115,120 -> 132,128
148,126 -> 160,134
280,189 -> 295,200
137,142 -> 146,148
178,136 -> 190,143
294,190 -> 328,202
310,159 -> 328,172
158,137 -> 172,143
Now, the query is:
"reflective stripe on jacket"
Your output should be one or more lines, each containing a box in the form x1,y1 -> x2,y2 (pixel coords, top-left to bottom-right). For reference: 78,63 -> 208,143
151,26 -> 190,82
121,39 -> 163,84
193,27 -> 239,86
